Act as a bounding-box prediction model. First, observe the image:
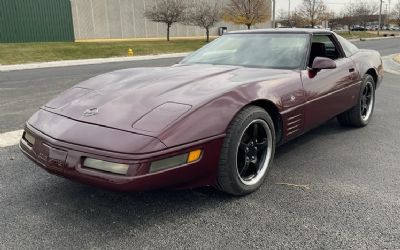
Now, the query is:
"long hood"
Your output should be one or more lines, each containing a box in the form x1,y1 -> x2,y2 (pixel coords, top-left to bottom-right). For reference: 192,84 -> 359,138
43,64 -> 296,135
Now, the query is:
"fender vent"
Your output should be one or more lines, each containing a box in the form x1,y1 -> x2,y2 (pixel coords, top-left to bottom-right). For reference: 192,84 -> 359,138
286,114 -> 303,136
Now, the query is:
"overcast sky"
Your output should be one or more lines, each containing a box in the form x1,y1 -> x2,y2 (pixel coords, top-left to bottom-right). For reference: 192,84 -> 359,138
276,0 -> 355,14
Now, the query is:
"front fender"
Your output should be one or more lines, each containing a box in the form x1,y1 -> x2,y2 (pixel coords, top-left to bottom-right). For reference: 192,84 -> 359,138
157,79 -> 302,147
352,50 -> 383,88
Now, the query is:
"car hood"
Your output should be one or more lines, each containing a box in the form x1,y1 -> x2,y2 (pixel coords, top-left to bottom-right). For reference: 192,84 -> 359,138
43,64 -> 295,135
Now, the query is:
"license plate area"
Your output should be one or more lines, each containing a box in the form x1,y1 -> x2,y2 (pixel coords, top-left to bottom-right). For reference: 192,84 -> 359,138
36,143 -> 68,169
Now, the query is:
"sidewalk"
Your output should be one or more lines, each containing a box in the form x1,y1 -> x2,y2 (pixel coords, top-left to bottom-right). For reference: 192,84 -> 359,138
383,54 -> 400,75
0,53 -> 190,72
0,52 -> 190,72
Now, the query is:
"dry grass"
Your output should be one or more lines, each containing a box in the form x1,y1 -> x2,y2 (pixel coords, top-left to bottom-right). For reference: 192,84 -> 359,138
394,54 -> 400,64
0,32 -> 393,65
0,39 -> 210,65
335,31 -> 380,39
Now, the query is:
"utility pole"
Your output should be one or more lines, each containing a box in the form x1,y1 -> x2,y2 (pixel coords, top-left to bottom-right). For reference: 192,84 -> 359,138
349,0 -> 352,34
385,3 -> 389,26
378,0 -> 383,35
288,0 -> 291,27
272,0 -> 276,28
378,0 -> 383,36
388,0 -> 391,26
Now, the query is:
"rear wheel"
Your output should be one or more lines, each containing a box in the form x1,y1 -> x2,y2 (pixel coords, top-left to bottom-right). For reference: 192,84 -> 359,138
216,106 -> 275,196
337,74 -> 375,127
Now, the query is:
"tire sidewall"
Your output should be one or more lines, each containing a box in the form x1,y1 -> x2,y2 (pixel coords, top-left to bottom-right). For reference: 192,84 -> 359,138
219,107 -> 276,195
358,75 -> 376,126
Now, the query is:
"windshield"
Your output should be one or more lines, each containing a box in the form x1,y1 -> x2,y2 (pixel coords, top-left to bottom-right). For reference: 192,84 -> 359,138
181,33 -> 310,69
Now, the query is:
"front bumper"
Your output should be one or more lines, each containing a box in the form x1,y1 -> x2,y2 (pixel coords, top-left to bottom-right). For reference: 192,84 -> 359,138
20,124 -> 224,191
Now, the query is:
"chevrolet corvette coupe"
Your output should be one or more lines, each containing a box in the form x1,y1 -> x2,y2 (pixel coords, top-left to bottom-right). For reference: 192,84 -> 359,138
20,29 -> 383,195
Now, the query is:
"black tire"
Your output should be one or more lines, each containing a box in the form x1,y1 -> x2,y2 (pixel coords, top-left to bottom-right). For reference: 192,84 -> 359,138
215,106 -> 276,196
337,74 -> 375,127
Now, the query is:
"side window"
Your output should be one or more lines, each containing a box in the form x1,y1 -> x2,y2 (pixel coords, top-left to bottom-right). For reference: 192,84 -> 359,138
335,34 -> 359,57
308,35 -> 342,66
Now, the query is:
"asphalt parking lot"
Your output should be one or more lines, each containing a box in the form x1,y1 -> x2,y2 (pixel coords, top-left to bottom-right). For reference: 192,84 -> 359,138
1,38 -> 400,249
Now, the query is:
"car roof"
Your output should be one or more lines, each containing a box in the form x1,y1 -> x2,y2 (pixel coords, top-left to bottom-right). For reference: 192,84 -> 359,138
228,28 -> 333,35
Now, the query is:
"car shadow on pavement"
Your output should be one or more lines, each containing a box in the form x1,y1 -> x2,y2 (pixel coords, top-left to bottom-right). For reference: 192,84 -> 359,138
20,179 -> 238,238
275,118 -> 352,158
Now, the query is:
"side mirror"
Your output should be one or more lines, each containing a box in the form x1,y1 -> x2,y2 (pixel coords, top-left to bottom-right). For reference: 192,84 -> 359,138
311,57 -> 336,70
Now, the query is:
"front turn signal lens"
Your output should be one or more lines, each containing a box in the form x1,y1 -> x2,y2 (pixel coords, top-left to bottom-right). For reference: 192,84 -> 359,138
149,149 -> 203,173
187,149 -> 202,163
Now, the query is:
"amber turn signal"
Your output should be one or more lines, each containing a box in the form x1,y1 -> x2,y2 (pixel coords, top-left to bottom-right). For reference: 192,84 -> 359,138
150,149 -> 203,173
187,149 -> 202,163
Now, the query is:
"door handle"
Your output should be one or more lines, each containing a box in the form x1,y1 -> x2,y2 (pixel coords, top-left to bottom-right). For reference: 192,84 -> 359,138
349,68 -> 355,73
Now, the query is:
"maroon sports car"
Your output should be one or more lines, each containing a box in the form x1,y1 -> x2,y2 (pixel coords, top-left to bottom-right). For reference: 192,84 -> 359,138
20,29 -> 383,195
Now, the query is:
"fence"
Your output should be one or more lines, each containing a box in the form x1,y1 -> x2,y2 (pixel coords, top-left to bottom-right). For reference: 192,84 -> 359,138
0,0 -> 74,43
0,0 -> 272,42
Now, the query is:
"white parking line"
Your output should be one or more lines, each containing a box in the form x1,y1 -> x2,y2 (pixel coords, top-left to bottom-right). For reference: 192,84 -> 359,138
0,130 -> 24,148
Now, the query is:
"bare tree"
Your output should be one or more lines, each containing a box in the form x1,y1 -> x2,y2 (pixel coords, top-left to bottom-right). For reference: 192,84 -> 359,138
290,9 -> 308,28
186,1 -> 222,42
352,0 -> 379,27
277,9 -> 291,26
223,0 -> 271,29
298,0 -> 328,27
277,8 -> 305,27
144,0 -> 187,41
392,1 -> 400,26
340,3 -> 358,33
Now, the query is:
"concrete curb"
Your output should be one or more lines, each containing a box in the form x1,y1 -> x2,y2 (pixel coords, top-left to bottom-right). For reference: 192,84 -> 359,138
348,35 -> 400,42
0,52 -> 191,72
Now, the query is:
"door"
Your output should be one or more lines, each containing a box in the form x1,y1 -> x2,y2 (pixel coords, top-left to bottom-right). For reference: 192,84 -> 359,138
301,34 -> 359,130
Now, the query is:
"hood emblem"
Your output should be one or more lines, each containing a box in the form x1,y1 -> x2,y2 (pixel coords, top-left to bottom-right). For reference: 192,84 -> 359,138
83,108 -> 99,117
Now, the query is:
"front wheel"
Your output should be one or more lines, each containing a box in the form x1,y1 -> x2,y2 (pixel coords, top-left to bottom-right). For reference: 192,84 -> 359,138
337,74 -> 375,127
215,106 -> 275,196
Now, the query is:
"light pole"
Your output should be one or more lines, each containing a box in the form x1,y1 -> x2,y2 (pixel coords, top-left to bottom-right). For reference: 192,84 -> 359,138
385,3 -> 389,26
288,0 -> 291,27
388,0 -> 391,25
378,0 -> 383,35
272,0 -> 276,28
349,0 -> 352,34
